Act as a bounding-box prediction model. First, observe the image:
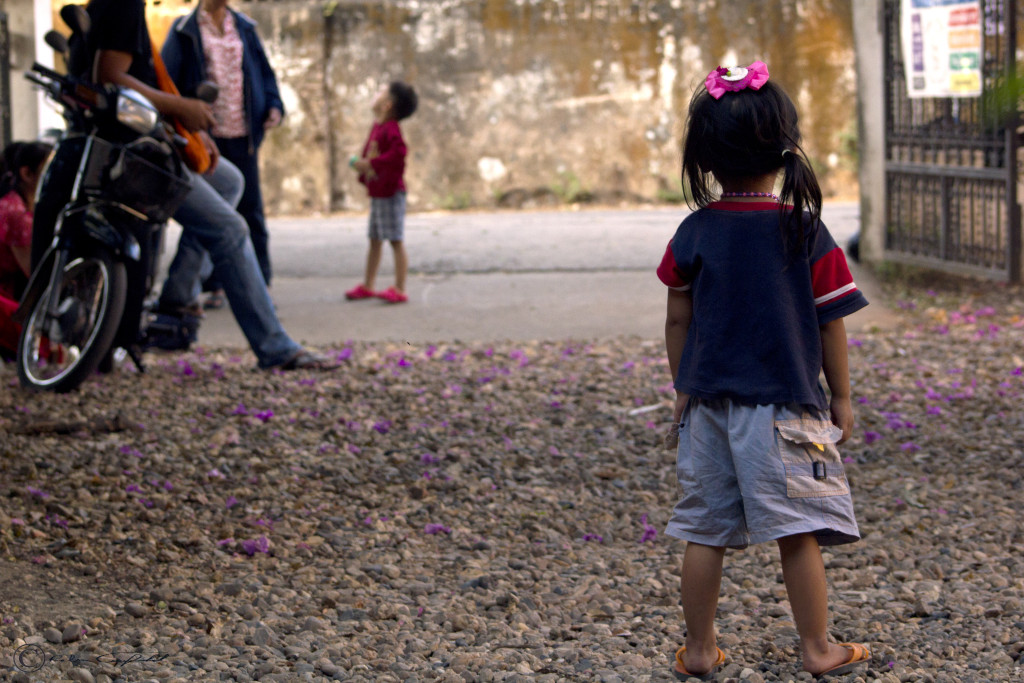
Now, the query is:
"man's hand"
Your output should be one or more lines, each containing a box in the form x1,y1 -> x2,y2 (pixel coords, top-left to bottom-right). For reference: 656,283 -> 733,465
176,98 -> 216,132
829,395 -> 853,445
198,130 -> 220,173
264,107 -> 283,130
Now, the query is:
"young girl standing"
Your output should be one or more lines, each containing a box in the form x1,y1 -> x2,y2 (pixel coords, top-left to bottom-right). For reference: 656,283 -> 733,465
656,62 -> 871,679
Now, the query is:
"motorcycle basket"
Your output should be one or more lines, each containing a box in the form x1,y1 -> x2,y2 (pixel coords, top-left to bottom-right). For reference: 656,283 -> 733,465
82,137 -> 192,223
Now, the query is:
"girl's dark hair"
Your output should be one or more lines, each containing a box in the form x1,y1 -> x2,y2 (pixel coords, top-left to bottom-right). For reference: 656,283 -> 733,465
0,141 -> 53,201
388,81 -> 418,121
681,79 -> 822,254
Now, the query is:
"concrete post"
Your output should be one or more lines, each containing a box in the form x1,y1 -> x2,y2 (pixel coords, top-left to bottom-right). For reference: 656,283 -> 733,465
7,0 -> 40,140
852,0 -> 886,264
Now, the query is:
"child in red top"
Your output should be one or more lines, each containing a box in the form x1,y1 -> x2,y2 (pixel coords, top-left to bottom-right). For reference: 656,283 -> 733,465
346,81 -> 417,304
0,141 -> 52,358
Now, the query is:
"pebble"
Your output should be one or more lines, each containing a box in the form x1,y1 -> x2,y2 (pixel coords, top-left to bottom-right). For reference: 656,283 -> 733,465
125,603 -> 147,618
70,668 -> 95,683
1,292 -> 1022,681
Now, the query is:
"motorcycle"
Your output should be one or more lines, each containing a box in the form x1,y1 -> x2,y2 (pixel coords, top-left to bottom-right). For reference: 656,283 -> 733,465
15,6 -> 211,392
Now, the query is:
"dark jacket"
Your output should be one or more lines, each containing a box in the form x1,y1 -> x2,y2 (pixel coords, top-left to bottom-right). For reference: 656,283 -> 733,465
161,7 -> 284,150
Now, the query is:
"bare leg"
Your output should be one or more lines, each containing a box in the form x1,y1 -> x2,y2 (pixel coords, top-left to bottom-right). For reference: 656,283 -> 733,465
390,240 -> 407,293
777,533 -> 853,674
364,239 -> 383,291
680,542 -> 726,674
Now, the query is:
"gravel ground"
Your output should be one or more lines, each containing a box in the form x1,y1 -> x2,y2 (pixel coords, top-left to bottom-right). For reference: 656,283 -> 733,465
1,281 -> 1023,683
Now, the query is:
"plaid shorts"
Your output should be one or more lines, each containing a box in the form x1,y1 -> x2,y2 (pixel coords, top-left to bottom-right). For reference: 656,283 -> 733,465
368,193 -> 406,241
665,398 -> 860,549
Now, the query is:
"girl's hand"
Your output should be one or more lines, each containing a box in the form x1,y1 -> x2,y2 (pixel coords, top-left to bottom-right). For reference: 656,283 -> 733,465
665,391 -> 690,451
829,395 -> 853,444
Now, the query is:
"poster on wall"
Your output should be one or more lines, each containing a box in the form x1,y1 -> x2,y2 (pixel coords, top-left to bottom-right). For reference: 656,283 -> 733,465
901,0 -> 982,98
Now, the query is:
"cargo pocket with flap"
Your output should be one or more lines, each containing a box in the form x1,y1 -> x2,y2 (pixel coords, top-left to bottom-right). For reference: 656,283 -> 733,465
775,418 -> 850,499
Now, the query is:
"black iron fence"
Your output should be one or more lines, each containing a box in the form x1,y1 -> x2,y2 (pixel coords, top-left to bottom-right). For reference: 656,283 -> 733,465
883,0 -> 1021,282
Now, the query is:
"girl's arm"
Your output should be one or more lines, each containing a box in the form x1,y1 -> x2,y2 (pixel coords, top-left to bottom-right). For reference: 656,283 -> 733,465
820,317 -> 853,444
665,288 -> 693,423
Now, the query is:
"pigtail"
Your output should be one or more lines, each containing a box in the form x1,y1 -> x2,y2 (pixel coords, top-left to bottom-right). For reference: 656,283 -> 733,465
680,92 -> 718,210
778,143 -> 822,257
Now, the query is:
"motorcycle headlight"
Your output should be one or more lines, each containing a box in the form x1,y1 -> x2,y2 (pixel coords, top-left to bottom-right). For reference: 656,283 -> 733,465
116,89 -> 160,134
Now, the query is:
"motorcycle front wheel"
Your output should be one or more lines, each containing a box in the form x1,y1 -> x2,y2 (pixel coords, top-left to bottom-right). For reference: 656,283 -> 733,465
17,250 -> 127,392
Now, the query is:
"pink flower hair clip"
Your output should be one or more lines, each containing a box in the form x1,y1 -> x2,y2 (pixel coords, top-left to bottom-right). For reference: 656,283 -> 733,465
704,61 -> 770,99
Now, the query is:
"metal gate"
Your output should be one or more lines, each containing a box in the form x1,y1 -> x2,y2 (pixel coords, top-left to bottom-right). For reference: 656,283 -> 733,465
883,0 -> 1021,282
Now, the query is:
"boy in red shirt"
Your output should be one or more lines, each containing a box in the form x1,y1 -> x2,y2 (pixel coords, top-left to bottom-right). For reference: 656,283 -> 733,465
346,81 -> 418,304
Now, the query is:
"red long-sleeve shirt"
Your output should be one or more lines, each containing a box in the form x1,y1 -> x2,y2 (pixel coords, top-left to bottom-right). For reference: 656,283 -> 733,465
358,120 -> 407,198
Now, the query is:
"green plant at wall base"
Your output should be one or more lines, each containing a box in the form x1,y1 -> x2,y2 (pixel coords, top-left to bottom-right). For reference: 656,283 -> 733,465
656,185 -> 690,204
550,171 -> 590,204
439,191 -> 474,211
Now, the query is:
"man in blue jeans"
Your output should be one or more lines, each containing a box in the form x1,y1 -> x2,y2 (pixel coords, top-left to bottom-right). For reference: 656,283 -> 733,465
85,0 -> 331,370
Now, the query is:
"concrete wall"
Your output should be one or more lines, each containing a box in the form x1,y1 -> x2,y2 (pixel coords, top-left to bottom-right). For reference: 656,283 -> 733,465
247,0 -> 859,215
852,0 -> 885,265
29,0 -> 858,216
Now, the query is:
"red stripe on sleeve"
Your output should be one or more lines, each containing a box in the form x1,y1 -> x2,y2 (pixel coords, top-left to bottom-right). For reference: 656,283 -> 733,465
811,247 -> 856,305
657,243 -> 688,289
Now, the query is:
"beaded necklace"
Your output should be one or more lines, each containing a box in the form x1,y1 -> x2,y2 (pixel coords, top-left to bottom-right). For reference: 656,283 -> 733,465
720,191 -> 779,201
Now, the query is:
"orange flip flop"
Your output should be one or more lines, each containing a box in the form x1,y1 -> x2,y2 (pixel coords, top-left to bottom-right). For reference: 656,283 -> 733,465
673,646 -> 726,681
813,642 -> 871,679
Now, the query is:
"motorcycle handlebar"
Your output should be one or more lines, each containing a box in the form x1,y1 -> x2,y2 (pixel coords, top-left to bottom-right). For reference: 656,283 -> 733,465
27,63 -> 110,112
30,61 -> 64,81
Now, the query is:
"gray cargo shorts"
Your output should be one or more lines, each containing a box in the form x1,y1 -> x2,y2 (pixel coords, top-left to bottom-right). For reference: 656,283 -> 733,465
665,398 -> 860,549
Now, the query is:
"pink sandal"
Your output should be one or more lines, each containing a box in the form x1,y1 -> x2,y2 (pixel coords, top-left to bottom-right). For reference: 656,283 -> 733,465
345,284 -> 376,300
377,287 -> 408,304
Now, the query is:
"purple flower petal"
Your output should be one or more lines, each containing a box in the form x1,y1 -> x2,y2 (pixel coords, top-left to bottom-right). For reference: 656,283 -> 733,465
639,514 -> 657,543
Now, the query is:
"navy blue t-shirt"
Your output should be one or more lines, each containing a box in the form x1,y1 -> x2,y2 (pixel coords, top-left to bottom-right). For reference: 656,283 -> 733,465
657,201 -> 868,410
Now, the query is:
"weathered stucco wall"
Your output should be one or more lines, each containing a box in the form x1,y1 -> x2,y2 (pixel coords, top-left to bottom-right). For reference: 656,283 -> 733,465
156,0 -> 855,214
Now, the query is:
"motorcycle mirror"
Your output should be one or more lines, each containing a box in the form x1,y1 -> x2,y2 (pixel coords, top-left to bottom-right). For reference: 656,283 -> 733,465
60,4 -> 91,36
44,30 -> 69,56
196,81 -> 220,104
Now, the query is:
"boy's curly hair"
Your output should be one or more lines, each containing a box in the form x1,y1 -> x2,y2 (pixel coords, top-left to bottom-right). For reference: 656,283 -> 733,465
389,81 -> 418,121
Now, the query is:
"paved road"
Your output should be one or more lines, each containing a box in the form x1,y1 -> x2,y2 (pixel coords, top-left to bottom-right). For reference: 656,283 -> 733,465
165,201 -> 896,348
